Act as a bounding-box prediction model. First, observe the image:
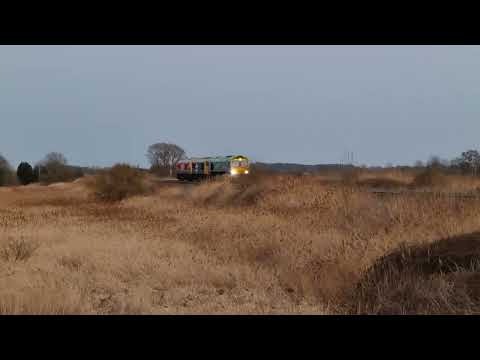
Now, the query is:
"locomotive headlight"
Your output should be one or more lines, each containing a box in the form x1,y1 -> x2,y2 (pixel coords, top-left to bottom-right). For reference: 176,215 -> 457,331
230,169 -> 238,175
245,170 -> 249,174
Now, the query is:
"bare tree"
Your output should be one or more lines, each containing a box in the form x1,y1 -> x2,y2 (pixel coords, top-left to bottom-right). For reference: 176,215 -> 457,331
0,154 -> 14,186
0,154 -> 10,173
38,152 -> 71,184
451,149 -> 480,176
146,143 -> 186,177
427,155 -> 446,168
43,152 -> 68,166
414,160 -> 424,168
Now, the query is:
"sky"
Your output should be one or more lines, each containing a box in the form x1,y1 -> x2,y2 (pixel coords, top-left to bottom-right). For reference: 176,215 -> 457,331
1,45 -> 479,168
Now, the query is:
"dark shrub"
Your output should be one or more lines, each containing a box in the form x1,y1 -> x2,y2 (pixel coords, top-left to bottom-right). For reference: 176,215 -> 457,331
149,165 -> 171,177
32,165 -> 41,183
71,167 -> 84,179
17,162 -> 34,185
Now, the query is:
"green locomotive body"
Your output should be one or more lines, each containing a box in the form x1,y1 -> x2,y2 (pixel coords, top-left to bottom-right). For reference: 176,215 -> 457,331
176,155 -> 250,181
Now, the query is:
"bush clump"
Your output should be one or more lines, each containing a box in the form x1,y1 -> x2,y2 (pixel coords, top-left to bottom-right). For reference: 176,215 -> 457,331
350,232 -> 480,314
90,164 -> 150,202
1,237 -> 39,262
410,167 -> 448,188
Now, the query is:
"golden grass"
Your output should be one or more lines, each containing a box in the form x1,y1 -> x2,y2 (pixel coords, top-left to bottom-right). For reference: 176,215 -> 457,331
0,171 -> 480,314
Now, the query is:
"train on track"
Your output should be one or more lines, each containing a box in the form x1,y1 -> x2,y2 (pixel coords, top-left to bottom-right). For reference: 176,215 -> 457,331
176,155 -> 250,181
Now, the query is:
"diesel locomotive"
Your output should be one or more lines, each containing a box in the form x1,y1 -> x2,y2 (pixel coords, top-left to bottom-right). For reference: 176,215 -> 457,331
176,155 -> 250,181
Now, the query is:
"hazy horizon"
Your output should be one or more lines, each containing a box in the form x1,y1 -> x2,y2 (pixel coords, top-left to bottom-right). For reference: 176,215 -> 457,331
1,45 -> 479,168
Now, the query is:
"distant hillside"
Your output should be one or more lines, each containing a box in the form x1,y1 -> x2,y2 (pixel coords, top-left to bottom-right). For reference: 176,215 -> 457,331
252,162 -> 354,174
66,165 -> 100,176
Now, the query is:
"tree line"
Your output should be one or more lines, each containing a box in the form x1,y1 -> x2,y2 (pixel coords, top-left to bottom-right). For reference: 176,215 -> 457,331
0,152 -> 84,186
4,142 -> 479,187
409,150 -> 480,176
0,142 -> 187,187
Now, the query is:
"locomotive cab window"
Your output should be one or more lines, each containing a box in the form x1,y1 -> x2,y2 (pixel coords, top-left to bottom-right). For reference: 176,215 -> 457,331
232,160 -> 248,167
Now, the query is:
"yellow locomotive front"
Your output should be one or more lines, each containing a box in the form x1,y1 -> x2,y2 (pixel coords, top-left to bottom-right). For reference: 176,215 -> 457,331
229,155 -> 250,175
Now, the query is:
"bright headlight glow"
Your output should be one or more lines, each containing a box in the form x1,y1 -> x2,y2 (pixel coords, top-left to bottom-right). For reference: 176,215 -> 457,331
245,170 -> 249,174
230,169 -> 238,175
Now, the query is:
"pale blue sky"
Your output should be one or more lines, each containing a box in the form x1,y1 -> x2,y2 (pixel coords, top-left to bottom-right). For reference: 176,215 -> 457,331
1,45 -> 479,168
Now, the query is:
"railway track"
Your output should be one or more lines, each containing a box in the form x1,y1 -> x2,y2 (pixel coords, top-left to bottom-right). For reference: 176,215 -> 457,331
153,177 -> 480,200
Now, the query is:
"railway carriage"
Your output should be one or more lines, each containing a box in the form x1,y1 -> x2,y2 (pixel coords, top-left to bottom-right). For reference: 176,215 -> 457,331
176,155 -> 250,181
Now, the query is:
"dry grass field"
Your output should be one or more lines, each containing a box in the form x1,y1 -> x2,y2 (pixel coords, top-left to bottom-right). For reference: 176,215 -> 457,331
1,169 -> 480,314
